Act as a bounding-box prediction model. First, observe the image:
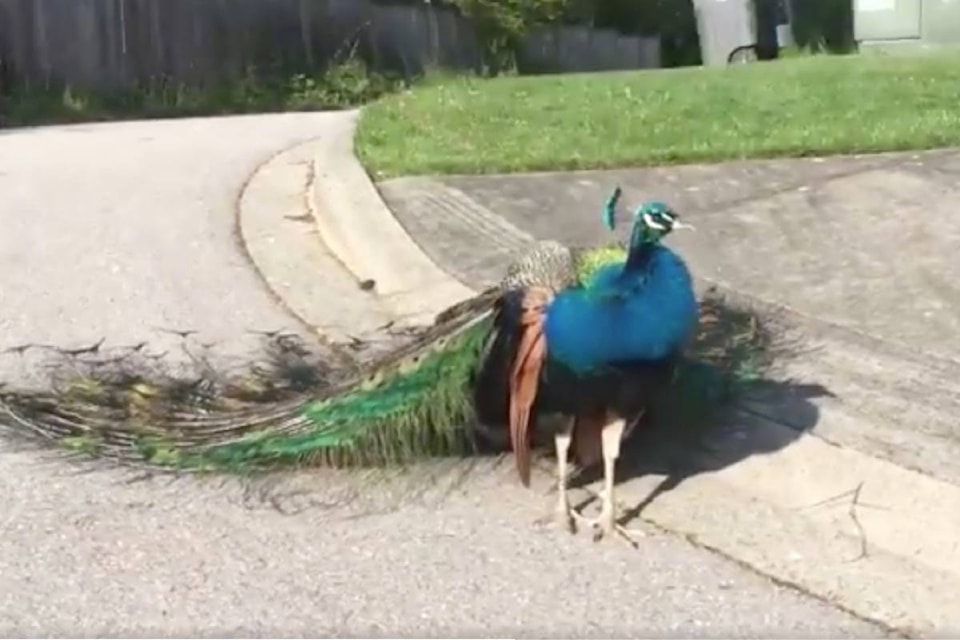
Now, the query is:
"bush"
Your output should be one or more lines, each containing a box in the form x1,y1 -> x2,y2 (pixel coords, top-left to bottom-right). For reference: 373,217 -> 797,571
447,0 -> 570,75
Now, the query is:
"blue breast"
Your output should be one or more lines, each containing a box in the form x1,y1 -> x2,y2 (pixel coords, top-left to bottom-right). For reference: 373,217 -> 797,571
543,245 -> 698,374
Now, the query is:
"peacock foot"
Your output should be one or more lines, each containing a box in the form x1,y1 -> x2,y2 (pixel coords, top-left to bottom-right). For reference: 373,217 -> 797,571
572,491 -> 646,547
571,510 -> 645,547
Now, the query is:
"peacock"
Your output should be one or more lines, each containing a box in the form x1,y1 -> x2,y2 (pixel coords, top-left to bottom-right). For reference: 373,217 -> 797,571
0,187 -> 762,543
471,192 -> 698,543
0,192 -> 634,475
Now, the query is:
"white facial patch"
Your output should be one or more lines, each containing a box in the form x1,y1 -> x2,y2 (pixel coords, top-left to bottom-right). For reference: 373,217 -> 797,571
642,211 -> 668,231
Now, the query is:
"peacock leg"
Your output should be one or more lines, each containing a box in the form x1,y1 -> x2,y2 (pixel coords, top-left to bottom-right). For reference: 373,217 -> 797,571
553,417 -> 576,533
572,417 -> 646,546
594,417 -> 624,540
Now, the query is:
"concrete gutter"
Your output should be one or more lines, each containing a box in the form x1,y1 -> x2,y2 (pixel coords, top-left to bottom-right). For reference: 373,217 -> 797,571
309,109 -> 474,326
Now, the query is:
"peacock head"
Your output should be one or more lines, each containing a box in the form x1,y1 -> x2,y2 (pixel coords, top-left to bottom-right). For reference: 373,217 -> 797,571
630,200 -> 693,247
603,186 -> 693,248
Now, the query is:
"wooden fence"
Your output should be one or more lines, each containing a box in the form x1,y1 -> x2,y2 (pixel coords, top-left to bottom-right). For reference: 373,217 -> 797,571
0,0 -> 661,92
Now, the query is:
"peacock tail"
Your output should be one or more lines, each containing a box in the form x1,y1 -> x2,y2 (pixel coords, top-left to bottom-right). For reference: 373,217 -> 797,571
0,240 -> 629,472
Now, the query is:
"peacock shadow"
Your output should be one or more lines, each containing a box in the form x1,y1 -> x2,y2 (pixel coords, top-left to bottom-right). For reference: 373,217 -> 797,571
564,286 -> 835,524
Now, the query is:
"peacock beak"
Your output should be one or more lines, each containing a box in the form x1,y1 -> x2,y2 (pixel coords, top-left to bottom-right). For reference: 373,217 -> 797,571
672,220 -> 696,231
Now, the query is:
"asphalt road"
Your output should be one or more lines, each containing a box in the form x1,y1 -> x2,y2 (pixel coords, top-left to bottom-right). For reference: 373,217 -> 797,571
0,114 -> 885,637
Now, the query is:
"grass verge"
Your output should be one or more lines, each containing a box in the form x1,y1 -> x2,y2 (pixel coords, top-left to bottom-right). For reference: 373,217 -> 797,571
356,53 -> 960,178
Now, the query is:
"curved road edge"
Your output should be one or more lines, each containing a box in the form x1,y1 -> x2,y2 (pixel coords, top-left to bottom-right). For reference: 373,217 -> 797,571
308,109 -> 475,327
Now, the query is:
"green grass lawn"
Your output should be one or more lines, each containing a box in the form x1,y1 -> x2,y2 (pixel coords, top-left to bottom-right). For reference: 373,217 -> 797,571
356,53 -> 960,178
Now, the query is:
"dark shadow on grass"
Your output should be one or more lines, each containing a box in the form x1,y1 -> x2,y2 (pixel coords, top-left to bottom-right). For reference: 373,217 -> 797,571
567,285 -> 834,524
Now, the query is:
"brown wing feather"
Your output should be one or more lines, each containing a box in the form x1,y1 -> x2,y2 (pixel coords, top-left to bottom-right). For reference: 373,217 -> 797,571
508,287 -> 552,486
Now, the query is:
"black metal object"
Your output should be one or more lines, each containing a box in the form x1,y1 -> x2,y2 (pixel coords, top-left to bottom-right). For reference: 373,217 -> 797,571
725,0 -> 788,64
726,43 -> 758,64
0,0 -> 12,98
753,0 -> 782,60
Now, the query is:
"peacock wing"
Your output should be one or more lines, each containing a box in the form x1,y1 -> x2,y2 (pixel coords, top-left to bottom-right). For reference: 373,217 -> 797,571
506,286 -> 554,486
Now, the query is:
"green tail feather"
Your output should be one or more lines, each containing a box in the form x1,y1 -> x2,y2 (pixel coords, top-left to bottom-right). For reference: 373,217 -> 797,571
0,290 -> 503,473
196,312 -> 496,470
188,244 -> 630,471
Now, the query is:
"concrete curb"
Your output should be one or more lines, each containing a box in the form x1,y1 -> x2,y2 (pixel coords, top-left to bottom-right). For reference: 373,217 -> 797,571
236,136 -> 396,354
309,110 -> 474,326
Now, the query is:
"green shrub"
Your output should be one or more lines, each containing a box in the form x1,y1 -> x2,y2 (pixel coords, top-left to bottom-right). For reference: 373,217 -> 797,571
448,0 -> 570,75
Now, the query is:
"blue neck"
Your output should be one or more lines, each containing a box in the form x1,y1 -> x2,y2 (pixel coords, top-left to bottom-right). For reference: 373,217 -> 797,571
623,239 -> 658,274
543,234 -> 698,372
